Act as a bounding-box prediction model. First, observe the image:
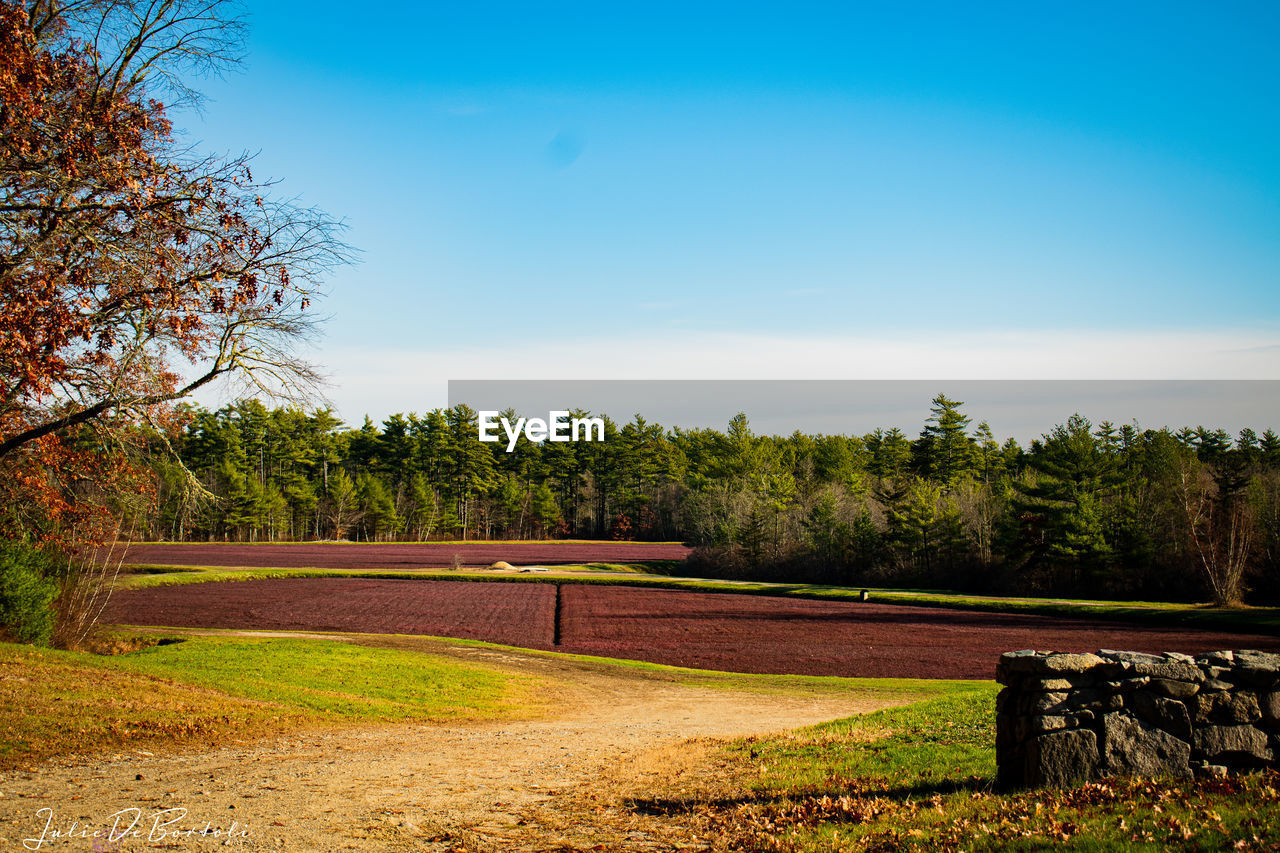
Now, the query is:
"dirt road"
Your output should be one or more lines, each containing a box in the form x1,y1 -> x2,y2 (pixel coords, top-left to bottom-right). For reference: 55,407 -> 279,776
0,635 -> 901,852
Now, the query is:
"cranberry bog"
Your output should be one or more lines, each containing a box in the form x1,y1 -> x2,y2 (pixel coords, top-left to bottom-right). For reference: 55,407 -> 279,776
106,579 -> 1280,680
121,541 -> 691,570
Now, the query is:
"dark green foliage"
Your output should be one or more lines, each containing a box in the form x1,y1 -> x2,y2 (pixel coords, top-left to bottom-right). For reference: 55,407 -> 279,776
1011,415 -> 1123,592
0,543 -> 58,645
125,396 -> 1280,604
918,393 -> 978,487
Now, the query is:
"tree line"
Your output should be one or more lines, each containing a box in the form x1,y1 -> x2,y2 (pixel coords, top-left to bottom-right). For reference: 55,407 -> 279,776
130,394 -> 1280,606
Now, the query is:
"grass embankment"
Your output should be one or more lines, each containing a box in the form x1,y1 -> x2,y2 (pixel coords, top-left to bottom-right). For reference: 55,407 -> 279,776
330,629 -> 961,702
119,563 -> 1280,636
665,685 -> 1280,851
0,629 -> 946,771
0,636 -> 540,769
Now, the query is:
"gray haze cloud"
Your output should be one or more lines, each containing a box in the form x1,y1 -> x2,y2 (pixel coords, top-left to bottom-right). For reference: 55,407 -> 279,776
449,380 -> 1280,442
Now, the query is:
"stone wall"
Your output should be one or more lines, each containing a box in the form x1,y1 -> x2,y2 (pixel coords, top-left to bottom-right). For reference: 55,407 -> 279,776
996,649 -> 1280,788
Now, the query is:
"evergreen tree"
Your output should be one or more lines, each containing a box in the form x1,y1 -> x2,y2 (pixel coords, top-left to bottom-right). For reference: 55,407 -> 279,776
1260,429 -> 1280,470
1014,415 -> 1122,591
920,394 -> 977,488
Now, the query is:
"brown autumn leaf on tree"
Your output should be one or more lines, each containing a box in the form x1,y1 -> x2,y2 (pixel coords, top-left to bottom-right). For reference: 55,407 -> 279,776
0,1 -> 349,545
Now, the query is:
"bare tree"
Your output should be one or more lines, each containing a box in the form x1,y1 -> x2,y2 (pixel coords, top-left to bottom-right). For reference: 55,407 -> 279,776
1178,458 -> 1254,606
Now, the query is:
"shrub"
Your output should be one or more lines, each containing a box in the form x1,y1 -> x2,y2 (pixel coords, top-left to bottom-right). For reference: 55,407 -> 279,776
50,545 -> 124,651
0,543 -> 59,645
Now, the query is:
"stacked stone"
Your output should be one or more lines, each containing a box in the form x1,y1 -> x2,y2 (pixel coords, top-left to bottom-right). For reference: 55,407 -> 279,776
996,649 -> 1280,788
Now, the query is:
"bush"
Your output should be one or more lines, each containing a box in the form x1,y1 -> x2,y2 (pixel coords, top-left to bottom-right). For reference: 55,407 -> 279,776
0,543 -> 59,645
50,546 -> 124,651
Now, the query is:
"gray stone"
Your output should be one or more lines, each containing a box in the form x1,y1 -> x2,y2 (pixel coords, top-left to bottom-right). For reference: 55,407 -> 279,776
1261,691 -> 1280,722
1034,652 -> 1107,676
1028,715 -> 1073,735
1195,691 -> 1261,725
995,649 -> 1280,786
1026,677 -> 1077,691
1099,650 -> 1164,666
1047,687 -> 1107,713
999,650 -> 1048,678
1101,713 -> 1191,778
1022,691 -> 1071,715
1194,725 -> 1273,765
996,712 -> 1019,748
1150,678 -> 1200,700
1202,651 -> 1236,666
1132,661 -> 1205,682
1014,716 -> 1031,741
1232,651 -> 1280,690
1026,728 -> 1099,787
1131,691 -> 1192,740
998,653 -> 1100,676
1193,763 -> 1229,778
1235,650 -> 1280,670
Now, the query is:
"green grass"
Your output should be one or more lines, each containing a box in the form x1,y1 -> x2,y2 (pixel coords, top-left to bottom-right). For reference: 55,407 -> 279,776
730,682 -> 998,792
119,625 -> 955,704
0,635 -> 541,768
670,683 -> 1280,851
117,563 -> 1280,636
0,627 -> 942,772
566,560 -> 678,573
114,636 -> 529,720
366,630 -> 960,701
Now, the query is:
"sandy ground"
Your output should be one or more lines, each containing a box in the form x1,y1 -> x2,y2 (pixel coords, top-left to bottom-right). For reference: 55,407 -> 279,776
0,635 -> 900,852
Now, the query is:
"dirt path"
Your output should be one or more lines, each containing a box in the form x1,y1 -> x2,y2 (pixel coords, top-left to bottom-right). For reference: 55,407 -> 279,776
0,635 -> 900,852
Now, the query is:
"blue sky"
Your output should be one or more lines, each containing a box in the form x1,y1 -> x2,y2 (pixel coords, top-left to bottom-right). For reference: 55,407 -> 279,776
185,1 -> 1280,424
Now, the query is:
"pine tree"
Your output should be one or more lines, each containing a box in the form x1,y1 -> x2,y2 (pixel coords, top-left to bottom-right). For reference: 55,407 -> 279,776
1014,415 -> 1122,591
1259,429 -> 1280,470
921,394 -> 977,489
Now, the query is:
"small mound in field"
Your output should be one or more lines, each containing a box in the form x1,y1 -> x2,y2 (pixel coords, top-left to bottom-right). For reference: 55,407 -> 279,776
489,561 -> 515,570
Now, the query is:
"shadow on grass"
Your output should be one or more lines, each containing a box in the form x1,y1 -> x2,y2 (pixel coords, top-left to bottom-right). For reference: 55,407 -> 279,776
625,774 -> 994,817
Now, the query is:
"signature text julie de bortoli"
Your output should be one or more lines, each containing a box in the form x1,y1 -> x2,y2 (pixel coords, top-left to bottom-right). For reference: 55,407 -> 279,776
478,411 -> 606,452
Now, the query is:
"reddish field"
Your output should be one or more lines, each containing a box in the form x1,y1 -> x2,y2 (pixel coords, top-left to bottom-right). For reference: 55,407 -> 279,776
120,541 -> 691,569
106,580 -> 1280,680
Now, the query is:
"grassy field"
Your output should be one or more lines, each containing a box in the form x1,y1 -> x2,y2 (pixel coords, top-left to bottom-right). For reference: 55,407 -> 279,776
339,630 -> 968,702
5,631 -> 1274,849
0,635 -> 543,769
118,562 -> 1280,636
0,630 -> 947,771
665,687 -> 1280,851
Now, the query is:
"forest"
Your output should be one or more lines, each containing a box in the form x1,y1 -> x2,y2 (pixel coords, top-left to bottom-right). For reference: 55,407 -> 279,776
129,394 -> 1280,606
